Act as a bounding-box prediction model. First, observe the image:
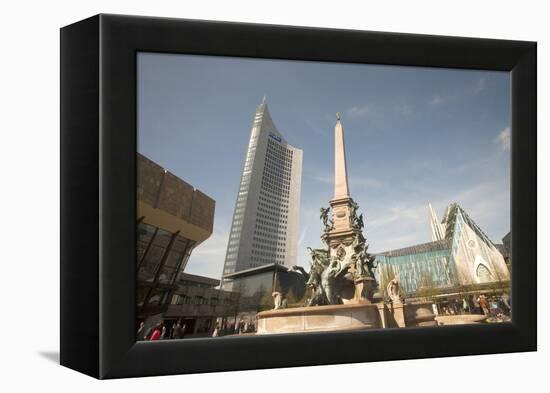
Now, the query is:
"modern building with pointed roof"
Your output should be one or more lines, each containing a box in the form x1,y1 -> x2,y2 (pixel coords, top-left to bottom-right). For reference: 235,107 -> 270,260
438,202 -> 510,286
429,203 -> 446,242
375,202 -> 510,296
221,100 -> 303,288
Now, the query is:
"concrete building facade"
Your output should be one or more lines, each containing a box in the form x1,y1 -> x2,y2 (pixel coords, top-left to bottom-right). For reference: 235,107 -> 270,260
221,263 -> 308,326
136,153 -> 216,318
163,272 -> 240,337
222,100 -> 303,287
136,153 -> 240,339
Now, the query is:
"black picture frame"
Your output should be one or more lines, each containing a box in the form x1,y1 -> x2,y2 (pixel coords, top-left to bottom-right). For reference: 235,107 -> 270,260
60,14 -> 536,379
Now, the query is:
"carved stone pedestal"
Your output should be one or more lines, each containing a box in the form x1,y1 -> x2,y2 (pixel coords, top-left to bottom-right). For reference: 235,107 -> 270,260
377,302 -> 406,328
403,302 -> 439,327
377,301 -> 438,328
389,301 -> 406,327
353,277 -> 377,304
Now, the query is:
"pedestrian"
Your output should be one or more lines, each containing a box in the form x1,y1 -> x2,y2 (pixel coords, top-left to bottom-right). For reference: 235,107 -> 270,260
467,295 -> 476,313
171,321 -> 183,340
160,324 -> 167,340
212,325 -> 219,337
136,321 -> 146,341
477,294 -> 489,316
238,319 -> 244,334
493,296 -> 502,312
462,298 -> 470,314
149,323 -> 162,341
453,299 -> 460,314
473,296 -> 481,314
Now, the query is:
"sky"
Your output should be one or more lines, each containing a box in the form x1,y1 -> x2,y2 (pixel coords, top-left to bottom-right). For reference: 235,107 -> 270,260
137,52 -> 511,279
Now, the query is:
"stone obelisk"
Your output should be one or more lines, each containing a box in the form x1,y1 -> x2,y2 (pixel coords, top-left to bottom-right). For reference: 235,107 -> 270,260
323,112 -> 359,249
334,112 -> 350,201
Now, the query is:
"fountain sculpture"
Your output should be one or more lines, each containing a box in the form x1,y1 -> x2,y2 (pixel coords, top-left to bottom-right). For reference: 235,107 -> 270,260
256,113 -> 437,334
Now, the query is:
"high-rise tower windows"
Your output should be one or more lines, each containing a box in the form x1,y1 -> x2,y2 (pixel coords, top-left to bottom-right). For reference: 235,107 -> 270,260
221,101 -> 303,288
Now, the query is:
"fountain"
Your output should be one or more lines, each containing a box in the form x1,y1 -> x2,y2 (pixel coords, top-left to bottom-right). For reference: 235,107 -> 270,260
256,113 -> 437,334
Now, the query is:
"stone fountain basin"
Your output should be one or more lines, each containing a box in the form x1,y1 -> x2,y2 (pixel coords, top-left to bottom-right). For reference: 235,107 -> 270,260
256,303 -> 382,335
435,314 -> 487,325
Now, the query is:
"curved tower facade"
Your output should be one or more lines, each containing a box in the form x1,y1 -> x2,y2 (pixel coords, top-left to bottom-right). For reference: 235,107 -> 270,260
221,100 -> 302,287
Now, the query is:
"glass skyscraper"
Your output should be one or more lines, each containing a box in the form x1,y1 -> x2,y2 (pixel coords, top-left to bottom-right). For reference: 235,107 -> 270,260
221,100 -> 303,287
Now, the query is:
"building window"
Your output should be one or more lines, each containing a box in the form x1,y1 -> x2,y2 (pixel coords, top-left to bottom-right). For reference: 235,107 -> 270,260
159,237 -> 189,284
137,228 -> 173,282
147,289 -> 168,306
476,264 -> 493,283
137,222 -> 157,264
171,294 -> 186,305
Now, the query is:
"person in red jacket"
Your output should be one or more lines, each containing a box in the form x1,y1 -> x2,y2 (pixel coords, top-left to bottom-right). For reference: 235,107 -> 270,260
477,294 -> 489,316
149,323 -> 163,341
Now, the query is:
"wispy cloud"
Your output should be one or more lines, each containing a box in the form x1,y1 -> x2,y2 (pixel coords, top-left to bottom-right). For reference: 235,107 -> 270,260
368,203 -> 427,230
396,103 -> 414,116
313,174 -> 332,184
303,118 -> 328,137
346,101 -> 415,120
363,174 -> 510,253
314,174 -> 384,189
350,175 -> 384,189
298,227 -> 308,247
494,126 -> 511,151
428,77 -> 485,108
346,104 -> 373,119
365,202 -> 431,252
471,78 -> 486,95
429,94 -> 444,106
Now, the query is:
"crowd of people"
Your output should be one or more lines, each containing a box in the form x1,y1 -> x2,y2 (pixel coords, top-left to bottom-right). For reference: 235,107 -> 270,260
136,319 -> 188,341
136,318 -> 257,341
212,319 -> 256,337
435,293 -> 511,321
137,292 -> 512,341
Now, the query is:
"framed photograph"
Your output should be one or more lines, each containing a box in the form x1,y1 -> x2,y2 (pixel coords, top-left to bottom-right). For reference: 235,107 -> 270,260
60,14 -> 536,379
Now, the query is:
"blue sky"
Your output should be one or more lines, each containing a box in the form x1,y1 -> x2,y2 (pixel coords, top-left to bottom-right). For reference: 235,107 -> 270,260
138,52 -> 511,279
